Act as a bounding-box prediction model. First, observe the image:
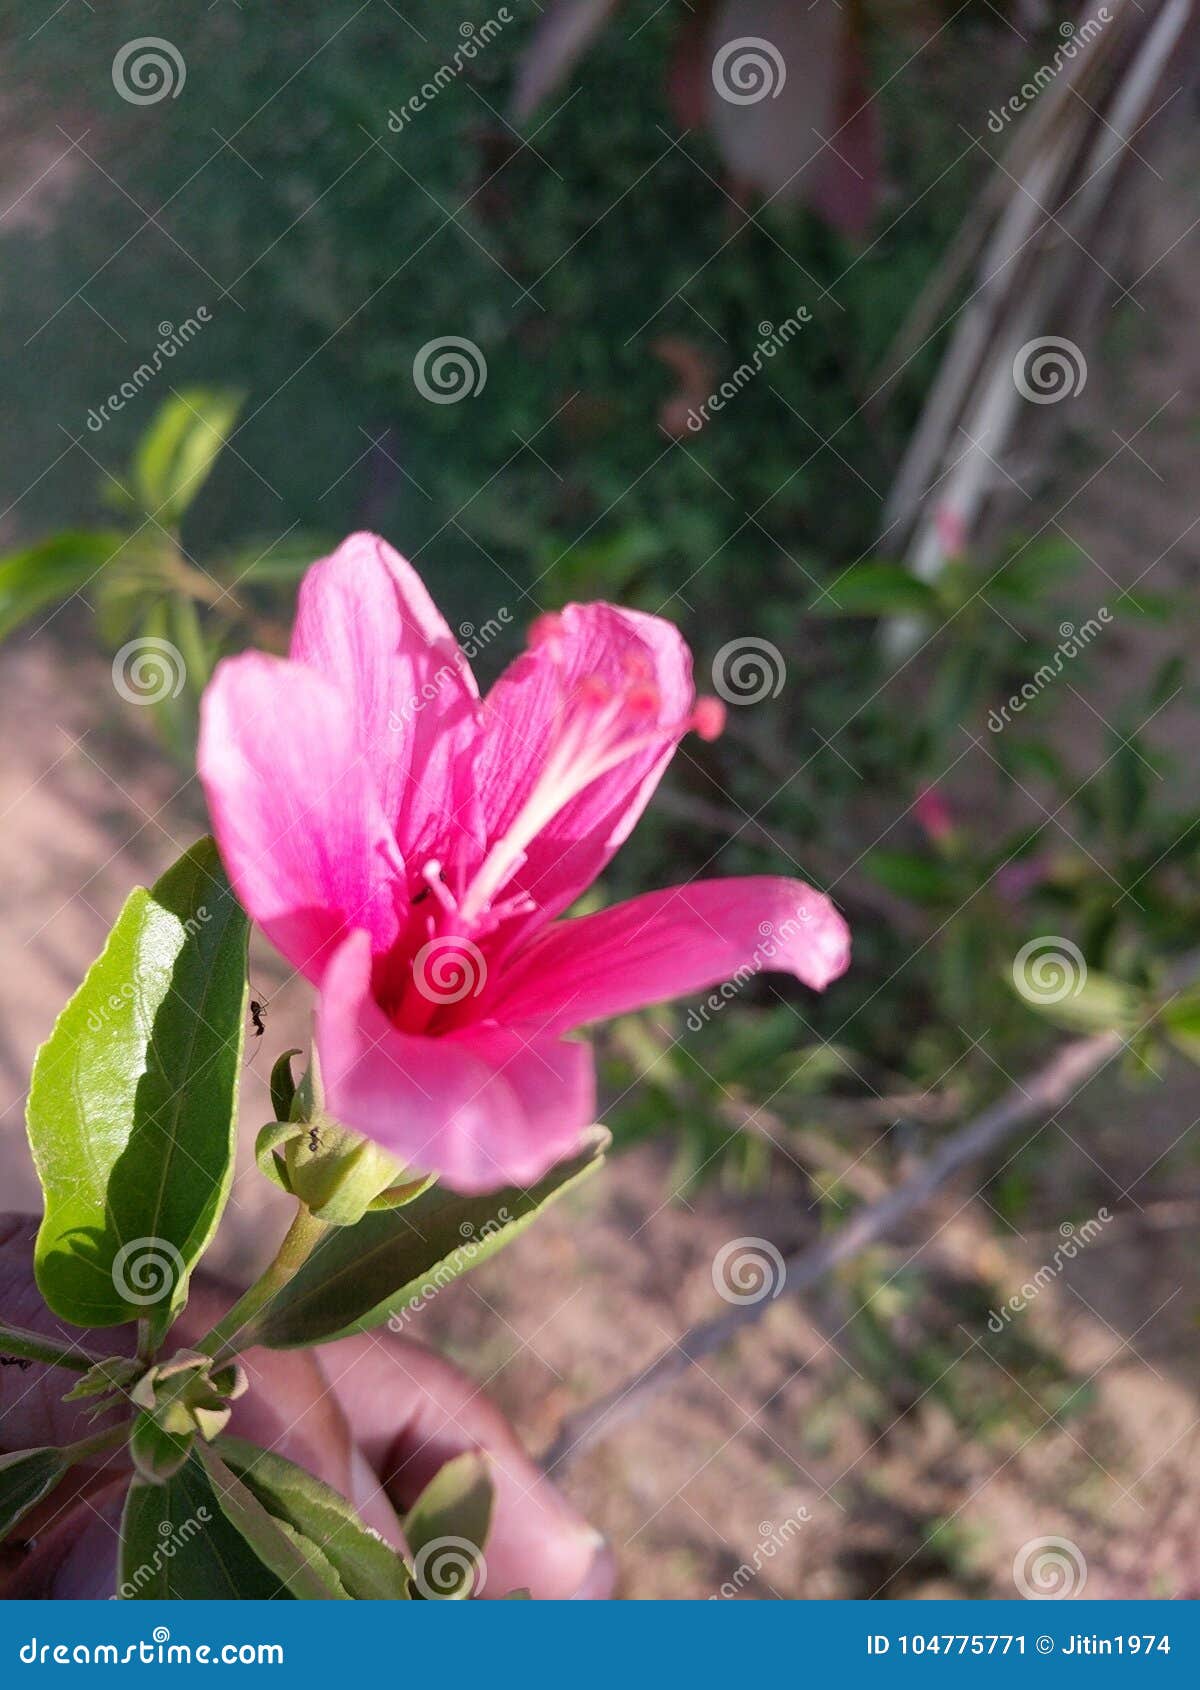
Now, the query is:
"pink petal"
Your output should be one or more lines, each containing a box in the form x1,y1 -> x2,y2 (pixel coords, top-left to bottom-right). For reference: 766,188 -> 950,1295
489,876 -> 851,1036
198,653 -> 403,983
290,532 -> 482,864
473,603 -> 693,920
317,932 -> 595,1194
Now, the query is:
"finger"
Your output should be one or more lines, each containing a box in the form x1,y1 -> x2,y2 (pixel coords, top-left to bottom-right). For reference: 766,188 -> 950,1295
0,1213 -> 368,1595
0,1479 -> 129,1599
316,1331 -> 614,1600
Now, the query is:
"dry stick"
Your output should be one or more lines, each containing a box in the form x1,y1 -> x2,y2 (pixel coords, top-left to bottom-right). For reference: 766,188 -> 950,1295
543,1026 -> 1122,1474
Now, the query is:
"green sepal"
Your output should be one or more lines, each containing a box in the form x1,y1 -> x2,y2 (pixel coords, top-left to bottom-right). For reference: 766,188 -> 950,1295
251,1127 -> 609,1348
265,1046 -> 407,1227
130,1411 -> 194,1484
283,1125 -> 405,1228
256,1119 -> 301,1195
63,1356 -> 144,1402
270,1049 -> 302,1125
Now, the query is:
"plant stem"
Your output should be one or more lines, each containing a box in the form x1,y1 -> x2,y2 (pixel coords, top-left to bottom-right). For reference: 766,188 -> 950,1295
63,1423 -> 129,1467
136,1319 -> 155,1364
198,1205 -> 329,1363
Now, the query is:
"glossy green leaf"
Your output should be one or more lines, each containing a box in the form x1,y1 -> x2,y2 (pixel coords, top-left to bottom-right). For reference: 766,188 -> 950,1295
251,1127 -> 609,1349
200,1450 -> 345,1599
218,1437 -> 407,1599
132,388 -> 243,522
29,837 -> 249,1332
119,1454 -> 295,1600
0,1449 -> 70,1543
403,1452 -> 492,1600
0,529 -> 130,640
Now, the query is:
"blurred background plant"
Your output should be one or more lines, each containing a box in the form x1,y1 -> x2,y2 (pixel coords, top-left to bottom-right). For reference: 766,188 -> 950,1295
3,0 -> 1199,1598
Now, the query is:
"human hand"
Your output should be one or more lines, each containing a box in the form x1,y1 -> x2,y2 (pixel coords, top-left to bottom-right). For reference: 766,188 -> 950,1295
0,1215 -> 613,1600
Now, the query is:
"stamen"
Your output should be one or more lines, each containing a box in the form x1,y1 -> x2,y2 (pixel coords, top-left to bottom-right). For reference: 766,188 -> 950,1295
691,696 -> 726,742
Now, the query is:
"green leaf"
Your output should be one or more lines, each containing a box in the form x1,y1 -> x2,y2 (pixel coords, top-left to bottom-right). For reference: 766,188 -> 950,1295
403,1452 -> 492,1600
991,536 -> 1082,602
252,1127 -> 609,1348
1011,965 -> 1142,1034
0,1449 -> 70,1543
1162,987 -> 1200,1066
130,1412 -> 194,1485
200,1450 -> 345,1598
218,1437 -> 407,1599
132,388 -> 243,522
811,564 -> 942,619
29,837 -> 249,1333
119,1454 -> 295,1600
216,533 -> 329,585
0,530 -> 130,640
861,849 -> 955,904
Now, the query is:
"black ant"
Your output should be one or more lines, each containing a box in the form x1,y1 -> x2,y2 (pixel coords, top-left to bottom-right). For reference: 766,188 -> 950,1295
0,1355 -> 33,1371
249,995 -> 268,1038
307,1126 -> 321,1154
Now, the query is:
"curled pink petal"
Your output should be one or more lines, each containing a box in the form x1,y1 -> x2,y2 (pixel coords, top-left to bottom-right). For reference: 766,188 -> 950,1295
197,534 -> 852,1192
489,877 -> 851,1037
198,653 -> 402,983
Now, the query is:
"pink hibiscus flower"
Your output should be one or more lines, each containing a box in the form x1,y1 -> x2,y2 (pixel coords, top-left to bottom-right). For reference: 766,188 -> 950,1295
198,534 -> 850,1193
